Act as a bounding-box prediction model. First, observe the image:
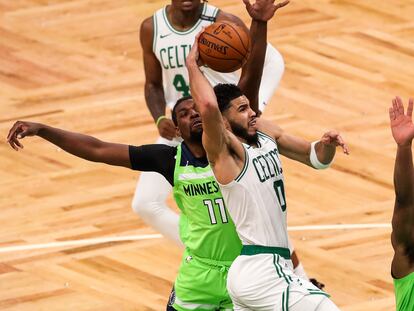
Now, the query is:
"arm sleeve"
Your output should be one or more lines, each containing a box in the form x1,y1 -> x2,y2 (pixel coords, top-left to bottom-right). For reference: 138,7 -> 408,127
128,144 -> 176,186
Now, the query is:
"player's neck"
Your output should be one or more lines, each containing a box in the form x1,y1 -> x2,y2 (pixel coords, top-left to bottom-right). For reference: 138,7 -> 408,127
167,5 -> 203,31
185,141 -> 206,158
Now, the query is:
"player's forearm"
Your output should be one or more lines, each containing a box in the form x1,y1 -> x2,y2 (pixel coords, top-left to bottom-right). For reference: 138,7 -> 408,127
238,20 -> 267,114
187,62 -> 218,116
144,82 -> 167,121
38,125 -> 113,163
394,145 -> 414,205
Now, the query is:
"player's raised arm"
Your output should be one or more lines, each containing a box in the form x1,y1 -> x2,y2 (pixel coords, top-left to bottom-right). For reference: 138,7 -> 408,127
390,97 -> 414,206
238,0 -> 289,114
7,121 -> 131,168
185,35 -> 228,163
140,17 -> 176,140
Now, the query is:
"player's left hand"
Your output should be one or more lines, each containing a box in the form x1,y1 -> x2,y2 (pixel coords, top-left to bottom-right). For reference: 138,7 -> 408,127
243,0 -> 289,22
320,130 -> 349,155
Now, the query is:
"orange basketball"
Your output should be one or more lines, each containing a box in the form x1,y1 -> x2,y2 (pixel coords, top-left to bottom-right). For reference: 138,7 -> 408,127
198,22 -> 250,73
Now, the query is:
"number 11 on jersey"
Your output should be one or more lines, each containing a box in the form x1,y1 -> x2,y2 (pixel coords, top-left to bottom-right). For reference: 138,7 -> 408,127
203,198 -> 229,225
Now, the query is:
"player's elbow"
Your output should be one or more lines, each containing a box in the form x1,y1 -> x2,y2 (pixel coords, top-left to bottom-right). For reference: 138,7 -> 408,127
196,99 -> 219,118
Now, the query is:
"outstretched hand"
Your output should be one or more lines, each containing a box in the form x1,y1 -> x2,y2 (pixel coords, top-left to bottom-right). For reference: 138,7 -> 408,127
389,96 -> 414,147
243,0 -> 289,22
6,121 -> 42,151
320,130 -> 349,155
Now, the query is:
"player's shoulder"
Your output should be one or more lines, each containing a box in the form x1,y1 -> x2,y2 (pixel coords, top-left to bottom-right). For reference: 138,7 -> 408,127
216,10 -> 248,30
256,118 -> 283,141
140,15 -> 155,49
140,16 -> 154,33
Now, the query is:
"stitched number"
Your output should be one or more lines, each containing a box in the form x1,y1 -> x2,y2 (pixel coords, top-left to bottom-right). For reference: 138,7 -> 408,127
273,180 -> 286,212
173,74 -> 190,96
203,198 -> 229,225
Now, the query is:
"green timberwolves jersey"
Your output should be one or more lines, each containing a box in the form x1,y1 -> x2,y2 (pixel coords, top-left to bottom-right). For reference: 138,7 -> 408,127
394,271 -> 414,311
219,131 -> 289,248
173,144 -> 242,261
152,3 -> 239,110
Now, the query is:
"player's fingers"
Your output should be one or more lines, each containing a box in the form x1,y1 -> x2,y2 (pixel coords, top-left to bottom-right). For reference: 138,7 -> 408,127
8,137 -> 19,151
392,98 -> 399,116
342,143 -> 350,155
7,122 -> 20,141
276,0 -> 290,9
14,138 -> 24,149
407,98 -> 413,118
396,96 -> 404,115
389,107 -> 396,121
335,134 -> 346,147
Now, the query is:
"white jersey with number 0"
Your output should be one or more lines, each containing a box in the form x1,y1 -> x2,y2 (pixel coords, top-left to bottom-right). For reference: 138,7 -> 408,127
219,131 -> 289,248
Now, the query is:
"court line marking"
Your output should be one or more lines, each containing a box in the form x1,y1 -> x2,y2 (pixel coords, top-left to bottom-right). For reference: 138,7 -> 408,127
0,223 -> 391,253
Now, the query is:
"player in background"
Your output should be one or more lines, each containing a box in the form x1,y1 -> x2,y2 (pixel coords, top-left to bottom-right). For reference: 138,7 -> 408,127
388,96 -> 414,311
136,0 -> 314,284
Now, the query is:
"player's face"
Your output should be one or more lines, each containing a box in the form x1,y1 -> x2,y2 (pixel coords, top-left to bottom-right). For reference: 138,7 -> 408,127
224,95 -> 258,145
171,0 -> 202,12
175,99 -> 203,142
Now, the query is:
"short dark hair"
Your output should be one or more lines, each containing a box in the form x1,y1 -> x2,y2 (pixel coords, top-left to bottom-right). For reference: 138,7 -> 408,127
172,95 -> 193,126
213,84 -> 243,112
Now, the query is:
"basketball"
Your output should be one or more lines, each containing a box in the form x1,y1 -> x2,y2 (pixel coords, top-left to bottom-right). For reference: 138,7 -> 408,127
198,22 -> 250,73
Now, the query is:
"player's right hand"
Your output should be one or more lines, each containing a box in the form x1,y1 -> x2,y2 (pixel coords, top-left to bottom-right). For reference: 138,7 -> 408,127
157,118 -> 177,141
389,96 -> 414,147
7,121 -> 42,151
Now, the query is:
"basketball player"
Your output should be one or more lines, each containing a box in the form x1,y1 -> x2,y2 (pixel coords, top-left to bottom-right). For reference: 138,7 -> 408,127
7,2 -> 290,310
388,96 -> 414,311
134,0 -> 284,245
186,32 -> 346,310
137,0 -> 314,285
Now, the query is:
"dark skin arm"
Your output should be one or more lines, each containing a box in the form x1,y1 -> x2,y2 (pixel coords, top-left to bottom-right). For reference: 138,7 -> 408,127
215,9 -> 263,114
140,17 -> 176,140
238,0 -> 289,115
389,96 -> 414,278
7,121 -> 131,168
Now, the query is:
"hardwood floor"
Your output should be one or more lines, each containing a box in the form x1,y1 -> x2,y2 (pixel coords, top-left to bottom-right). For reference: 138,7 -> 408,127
1,1 -> 413,309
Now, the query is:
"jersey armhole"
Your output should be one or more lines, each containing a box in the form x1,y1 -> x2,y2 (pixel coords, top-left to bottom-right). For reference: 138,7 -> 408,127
235,144 -> 249,182
172,144 -> 182,185
152,15 -> 158,53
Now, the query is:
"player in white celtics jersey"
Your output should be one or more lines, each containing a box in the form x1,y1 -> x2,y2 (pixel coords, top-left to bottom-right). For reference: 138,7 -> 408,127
134,0 -> 283,243
186,27 -> 349,310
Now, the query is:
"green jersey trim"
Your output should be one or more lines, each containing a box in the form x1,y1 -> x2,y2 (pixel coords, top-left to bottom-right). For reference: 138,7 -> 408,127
235,145 -> 249,182
241,245 -> 291,259
162,3 -> 206,35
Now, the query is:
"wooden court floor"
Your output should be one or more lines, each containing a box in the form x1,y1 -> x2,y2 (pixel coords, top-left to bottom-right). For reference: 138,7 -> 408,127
1,0 -> 414,310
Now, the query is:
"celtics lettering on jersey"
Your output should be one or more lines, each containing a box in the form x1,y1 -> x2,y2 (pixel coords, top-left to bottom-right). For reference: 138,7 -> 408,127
252,147 -> 286,211
158,44 -> 191,70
